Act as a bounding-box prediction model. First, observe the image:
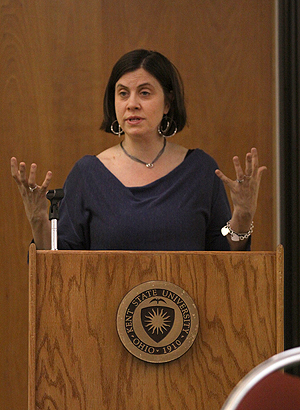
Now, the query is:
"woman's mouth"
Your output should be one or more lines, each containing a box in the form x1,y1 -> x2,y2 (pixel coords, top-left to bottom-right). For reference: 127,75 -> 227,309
126,117 -> 143,124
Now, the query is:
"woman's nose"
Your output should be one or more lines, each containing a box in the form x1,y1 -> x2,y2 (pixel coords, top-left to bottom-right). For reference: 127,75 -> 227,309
126,93 -> 140,110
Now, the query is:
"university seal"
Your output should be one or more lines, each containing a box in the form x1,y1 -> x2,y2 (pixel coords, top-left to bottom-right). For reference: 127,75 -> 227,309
117,281 -> 199,363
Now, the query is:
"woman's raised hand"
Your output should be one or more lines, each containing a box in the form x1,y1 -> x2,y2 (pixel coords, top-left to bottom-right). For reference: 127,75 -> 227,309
11,157 -> 52,249
215,147 -> 267,247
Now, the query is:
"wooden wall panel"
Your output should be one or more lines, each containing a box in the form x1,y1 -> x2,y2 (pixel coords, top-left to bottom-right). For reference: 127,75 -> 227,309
0,1 -> 276,409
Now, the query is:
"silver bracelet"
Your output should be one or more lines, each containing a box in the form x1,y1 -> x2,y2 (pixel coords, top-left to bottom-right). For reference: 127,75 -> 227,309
221,220 -> 254,242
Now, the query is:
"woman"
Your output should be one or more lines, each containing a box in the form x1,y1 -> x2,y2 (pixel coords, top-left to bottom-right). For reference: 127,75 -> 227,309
11,49 -> 266,251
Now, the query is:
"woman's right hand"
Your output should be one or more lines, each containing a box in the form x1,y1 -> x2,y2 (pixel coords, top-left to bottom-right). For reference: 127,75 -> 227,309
11,157 -> 53,223
11,158 -> 53,249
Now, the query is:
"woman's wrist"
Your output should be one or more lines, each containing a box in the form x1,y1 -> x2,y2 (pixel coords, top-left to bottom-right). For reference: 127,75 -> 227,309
31,218 -> 51,250
221,220 -> 254,241
229,210 -> 253,233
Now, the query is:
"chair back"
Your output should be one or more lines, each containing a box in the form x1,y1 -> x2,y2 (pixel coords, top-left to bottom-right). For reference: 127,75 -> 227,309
221,347 -> 300,410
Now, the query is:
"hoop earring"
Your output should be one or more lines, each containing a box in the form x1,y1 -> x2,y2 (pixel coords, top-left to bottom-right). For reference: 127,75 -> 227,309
158,116 -> 177,137
110,120 -> 124,138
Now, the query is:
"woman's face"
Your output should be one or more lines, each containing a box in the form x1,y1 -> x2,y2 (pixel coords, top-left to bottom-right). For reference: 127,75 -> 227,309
114,68 -> 170,139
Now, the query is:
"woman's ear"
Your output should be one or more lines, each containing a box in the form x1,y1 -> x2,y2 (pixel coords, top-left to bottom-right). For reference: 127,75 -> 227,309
164,91 -> 173,114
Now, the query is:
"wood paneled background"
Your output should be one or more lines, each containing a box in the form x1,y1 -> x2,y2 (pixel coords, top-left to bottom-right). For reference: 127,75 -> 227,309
0,1 -> 276,408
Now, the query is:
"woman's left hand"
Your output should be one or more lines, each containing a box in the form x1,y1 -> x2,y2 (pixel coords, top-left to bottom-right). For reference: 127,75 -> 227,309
215,147 -> 267,234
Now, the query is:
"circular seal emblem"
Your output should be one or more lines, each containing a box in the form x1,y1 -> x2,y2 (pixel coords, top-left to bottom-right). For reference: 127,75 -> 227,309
117,281 -> 199,363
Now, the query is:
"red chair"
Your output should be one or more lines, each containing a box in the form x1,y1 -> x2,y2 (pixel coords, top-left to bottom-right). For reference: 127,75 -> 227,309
221,347 -> 300,410
237,371 -> 300,410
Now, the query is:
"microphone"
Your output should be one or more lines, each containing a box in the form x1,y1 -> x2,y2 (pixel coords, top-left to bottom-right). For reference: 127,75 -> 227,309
46,189 -> 64,200
46,189 -> 64,220
46,189 -> 64,250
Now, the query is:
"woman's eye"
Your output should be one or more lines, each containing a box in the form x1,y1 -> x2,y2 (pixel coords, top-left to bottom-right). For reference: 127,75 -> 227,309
141,90 -> 150,96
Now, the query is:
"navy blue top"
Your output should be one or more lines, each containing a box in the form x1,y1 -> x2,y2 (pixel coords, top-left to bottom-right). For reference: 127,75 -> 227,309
57,149 -> 232,251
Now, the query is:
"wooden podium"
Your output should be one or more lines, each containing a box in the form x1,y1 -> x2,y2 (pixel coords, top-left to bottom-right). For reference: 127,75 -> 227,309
28,245 -> 284,410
